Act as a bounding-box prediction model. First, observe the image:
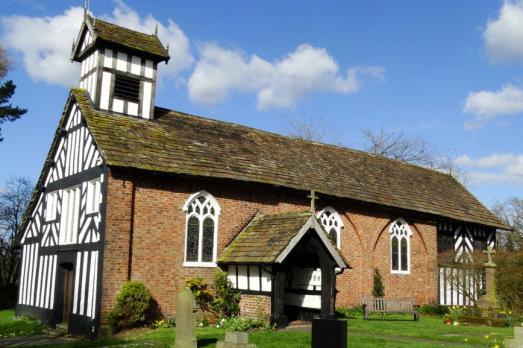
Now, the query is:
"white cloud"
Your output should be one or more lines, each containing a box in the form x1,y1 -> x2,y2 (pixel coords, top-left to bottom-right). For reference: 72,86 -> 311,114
484,0 -> 523,62
188,43 -> 384,110
462,84 -> 523,128
455,154 -> 523,185
1,1 -> 193,86
1,7 -> 83,86
102,0 -> 193,80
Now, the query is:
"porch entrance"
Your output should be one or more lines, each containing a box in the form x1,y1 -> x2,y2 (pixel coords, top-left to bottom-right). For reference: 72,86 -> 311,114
272,230 -> 340,327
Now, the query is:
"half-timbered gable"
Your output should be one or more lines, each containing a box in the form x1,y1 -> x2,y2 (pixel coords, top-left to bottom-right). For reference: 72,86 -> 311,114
17,94 -> 107,336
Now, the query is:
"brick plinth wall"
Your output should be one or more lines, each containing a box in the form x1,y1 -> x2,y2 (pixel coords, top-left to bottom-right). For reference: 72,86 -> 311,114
99,167 -> 440,323
239,294 -> 271,319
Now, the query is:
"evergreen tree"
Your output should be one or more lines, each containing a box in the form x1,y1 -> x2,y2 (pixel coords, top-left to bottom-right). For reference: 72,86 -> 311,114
372,268 -> 385,298
0,45 -> 26,142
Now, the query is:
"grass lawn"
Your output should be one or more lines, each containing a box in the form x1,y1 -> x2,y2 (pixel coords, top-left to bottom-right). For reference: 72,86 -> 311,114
0,309 -> 515,347
0,309 -> 44,339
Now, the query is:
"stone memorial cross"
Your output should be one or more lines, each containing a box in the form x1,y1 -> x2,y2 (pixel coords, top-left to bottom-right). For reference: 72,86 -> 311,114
483,245 -> 496,267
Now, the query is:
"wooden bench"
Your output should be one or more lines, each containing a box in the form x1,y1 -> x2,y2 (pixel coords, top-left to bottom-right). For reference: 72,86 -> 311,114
362,298 -> 419,321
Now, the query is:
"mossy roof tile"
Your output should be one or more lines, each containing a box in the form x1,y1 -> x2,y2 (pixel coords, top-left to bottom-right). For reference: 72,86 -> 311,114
72,89 -> 506,229
218,212 -> 312,264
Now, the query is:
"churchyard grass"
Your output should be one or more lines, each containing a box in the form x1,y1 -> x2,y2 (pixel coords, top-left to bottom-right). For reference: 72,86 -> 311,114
0,309 -> 516,347
0,309 -> 44,338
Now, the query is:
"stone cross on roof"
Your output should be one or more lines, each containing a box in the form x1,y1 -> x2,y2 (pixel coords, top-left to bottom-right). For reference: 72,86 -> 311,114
308,190 -> 319,213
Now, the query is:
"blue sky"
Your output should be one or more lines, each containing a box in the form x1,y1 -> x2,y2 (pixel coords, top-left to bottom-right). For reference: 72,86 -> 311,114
1,0 -> 522,209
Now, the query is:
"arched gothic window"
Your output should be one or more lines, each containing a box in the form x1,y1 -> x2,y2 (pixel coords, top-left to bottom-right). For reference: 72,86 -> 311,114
182,191 -> 221,266
317,207 -> 343,248
389,218 -> 412,274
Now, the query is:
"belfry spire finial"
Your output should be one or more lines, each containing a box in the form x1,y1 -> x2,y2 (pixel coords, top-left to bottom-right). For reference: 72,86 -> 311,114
154,23 -> 158,36
84,0 -> 89,16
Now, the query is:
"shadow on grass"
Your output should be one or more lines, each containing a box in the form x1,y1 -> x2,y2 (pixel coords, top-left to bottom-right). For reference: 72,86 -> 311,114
197,337 -> 218,347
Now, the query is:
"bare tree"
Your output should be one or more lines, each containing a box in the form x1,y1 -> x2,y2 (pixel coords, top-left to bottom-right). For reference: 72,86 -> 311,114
362,127 -> 434,166
284,118 -> 467,181
0,177 -> 33,308
492,197 -> 523,251
362,126 -> 468,182
283,114 -> 343,145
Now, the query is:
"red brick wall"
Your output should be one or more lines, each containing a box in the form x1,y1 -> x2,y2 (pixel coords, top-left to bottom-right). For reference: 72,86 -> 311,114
239,294 -> 271,319
100,168 -> 439,322
100,171 -> 133,323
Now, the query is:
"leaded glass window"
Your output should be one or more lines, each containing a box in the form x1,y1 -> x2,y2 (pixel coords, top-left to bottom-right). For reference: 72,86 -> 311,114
186,216 -> 199,262
202,218 -> 214,262
183,191 -> 220,265
317,207 -> 343,248
390,218 -> 412,274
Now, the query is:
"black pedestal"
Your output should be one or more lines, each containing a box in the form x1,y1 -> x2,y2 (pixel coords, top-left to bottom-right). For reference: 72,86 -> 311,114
311,318 -> 347,348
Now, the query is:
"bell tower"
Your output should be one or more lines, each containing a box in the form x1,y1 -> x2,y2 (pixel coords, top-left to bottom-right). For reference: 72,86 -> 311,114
71,13 -> 170,119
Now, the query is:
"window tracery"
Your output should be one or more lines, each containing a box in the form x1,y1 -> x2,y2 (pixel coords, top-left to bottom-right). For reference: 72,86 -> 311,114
317,207 -> 343,248
390,218 -> 412,274
183,191 -> 220,266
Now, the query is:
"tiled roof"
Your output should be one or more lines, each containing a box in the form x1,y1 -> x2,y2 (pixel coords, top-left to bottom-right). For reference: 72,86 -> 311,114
218,212 -> 314,264
73,15 -> 169,61
71,89 -> 507,229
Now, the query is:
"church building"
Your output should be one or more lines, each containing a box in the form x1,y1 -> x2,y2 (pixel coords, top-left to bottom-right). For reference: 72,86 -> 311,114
16,14 -> 506,337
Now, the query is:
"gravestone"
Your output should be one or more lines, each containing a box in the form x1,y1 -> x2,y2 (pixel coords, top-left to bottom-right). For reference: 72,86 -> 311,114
174,287 -> 198,348
504,327 -> 523,348
477,246 -> 500,314
216,331 -> 256,348
311,318 -> 347,348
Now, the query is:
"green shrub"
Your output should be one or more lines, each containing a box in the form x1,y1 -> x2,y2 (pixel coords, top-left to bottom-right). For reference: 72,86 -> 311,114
372,268 -> 384,298
186,271 -> 241,317
496,251 -> 523,316
336,306 -> 363,318
443,305 -> 465,324
108,281 -> 152,332
419,305 -> 448,315
211,271 -> 241,317
185,276 -> 213,312
218,316 -> 272,331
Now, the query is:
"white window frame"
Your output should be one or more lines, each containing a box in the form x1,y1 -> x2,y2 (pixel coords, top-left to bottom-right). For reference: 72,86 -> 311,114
182,190 -> 220,267
317,206 -> 344,249
86,179 -> 101,214
390,218 -> 412,275
45,191 -> 58,222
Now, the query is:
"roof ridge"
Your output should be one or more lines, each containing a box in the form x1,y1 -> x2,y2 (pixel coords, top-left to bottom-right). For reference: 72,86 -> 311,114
255,210 -> 312,220
88,14 -> 157,38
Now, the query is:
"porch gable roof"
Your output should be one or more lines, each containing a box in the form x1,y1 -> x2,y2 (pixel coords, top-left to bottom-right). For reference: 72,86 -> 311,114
217,211 -> 348,269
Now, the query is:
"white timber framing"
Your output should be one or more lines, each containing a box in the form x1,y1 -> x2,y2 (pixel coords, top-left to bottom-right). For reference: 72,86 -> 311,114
17,94 -> 107,338
437,219 -> 496,306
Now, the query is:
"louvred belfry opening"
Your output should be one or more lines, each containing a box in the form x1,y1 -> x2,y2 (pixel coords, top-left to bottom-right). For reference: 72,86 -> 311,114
70,13 -> 169,119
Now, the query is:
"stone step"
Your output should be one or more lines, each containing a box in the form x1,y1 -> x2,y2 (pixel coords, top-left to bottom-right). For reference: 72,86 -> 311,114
47,324 -> 67,337
515,327 -> 523,339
